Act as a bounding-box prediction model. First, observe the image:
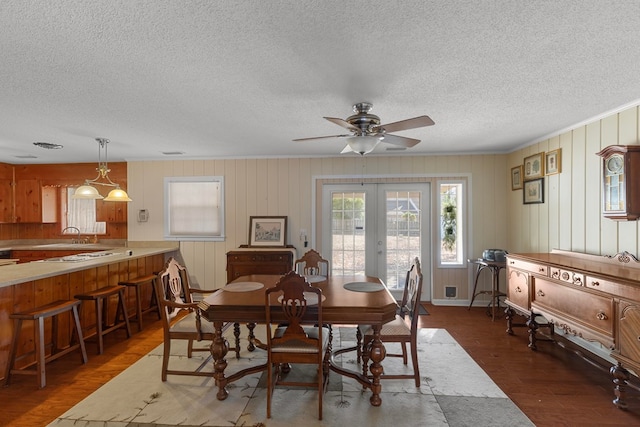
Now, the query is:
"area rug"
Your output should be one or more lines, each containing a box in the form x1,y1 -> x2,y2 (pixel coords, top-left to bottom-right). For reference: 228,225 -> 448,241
48,327 -> 533,427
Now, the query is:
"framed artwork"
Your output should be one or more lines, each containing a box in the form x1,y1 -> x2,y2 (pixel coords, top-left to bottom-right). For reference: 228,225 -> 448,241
249,216 -> 287,247
523,178 -> 544,204
523,152 -> 545,180
511,165 -> 523,190
545,149 -> 562,175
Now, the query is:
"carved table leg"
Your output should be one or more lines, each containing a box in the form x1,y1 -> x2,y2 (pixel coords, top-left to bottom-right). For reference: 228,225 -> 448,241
246,322 -> 256,352
233,322 -> 241,359
367,324 -> 386,407
505,306 -> 514,335
211,320 -> 230,400
611,362 -> 630,410
526,311 -> 538,351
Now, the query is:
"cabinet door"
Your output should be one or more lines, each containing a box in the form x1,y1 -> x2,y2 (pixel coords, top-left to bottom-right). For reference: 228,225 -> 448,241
14,179 -> 41,223
618,300 -> 640,364
0,178 -> 13,223
96,199 -> 127,222
41,186 -> 58,223
506,267 -> 529,312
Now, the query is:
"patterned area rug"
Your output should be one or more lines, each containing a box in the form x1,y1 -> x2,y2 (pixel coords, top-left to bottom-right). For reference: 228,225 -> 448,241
49,327 -> 532,427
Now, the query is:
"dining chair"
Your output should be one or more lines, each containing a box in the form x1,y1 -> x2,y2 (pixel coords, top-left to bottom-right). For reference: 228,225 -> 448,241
264,271 -> 330,420
294,249 -> 330,280
359,257 -> 423,387
155,257 -> 234,381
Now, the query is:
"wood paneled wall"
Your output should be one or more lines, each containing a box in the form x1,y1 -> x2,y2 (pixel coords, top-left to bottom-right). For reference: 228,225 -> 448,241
507,104 -> 640,257
128,154 -> 509,304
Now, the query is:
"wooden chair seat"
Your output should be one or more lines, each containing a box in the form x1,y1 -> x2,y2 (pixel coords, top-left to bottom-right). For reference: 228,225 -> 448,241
3,299 -> 88,388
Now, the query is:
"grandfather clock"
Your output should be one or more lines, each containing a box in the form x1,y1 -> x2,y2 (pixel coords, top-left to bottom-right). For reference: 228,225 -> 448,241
596,145 -> 640,220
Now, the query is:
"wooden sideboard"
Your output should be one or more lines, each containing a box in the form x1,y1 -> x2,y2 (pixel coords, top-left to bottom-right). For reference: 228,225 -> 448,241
226,248 -> 296,283
505,249 -> 640,410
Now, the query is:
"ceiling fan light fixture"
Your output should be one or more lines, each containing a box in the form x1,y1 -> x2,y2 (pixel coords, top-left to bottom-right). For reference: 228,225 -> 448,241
346,135 -> 382,155
72,137 -> 132,202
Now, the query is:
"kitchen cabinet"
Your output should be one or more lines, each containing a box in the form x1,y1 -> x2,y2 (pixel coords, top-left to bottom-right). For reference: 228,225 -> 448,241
10,180 -> 57,223
10,249 -> 100,263
0,178 -> 12,223
505,250 -> 640,409
96,199 -> 127,222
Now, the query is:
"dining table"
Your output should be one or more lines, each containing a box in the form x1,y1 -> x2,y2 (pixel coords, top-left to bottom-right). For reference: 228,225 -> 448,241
198,273 -> 398,406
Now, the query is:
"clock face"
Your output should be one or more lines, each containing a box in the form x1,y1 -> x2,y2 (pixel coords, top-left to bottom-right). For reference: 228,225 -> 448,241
606,155 -> 623,174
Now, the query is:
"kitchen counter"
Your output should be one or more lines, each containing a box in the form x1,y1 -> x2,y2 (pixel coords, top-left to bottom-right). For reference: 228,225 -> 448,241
0,247 -> 177,288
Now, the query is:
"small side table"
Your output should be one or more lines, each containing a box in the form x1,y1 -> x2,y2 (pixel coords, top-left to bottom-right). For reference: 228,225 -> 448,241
468,258 -> 506,321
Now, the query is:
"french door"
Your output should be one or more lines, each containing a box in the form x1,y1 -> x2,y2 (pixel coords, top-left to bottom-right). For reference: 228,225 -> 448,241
322,183 -> 430,300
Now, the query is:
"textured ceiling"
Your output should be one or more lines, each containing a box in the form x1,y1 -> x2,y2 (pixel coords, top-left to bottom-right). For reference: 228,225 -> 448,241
1,1 -> 640,163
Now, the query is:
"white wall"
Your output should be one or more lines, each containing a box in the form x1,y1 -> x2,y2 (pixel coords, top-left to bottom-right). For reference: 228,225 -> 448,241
127,154 -> 508,304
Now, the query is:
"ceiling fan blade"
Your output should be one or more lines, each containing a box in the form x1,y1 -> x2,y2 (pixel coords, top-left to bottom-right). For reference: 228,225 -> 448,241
293,134 -> 350,142
381,133 -> 421,148
377,115 -> 435,133
324,117 -> 359,131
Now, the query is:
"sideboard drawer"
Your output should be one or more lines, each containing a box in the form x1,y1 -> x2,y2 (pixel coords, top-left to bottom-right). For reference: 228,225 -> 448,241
226,250 -> 294,283
507,258 -> 548,277
532,277 -> 614,337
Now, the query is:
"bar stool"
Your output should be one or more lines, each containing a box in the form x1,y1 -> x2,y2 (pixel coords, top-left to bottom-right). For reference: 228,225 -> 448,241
467,258 -> 507,321
75,286 -> 132,354
3,299 -> 88,388
118,274 -> 161,332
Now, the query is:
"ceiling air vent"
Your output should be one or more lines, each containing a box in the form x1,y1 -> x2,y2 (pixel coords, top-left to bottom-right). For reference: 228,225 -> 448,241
162,151 -> 185,155
33,142 -> 63,149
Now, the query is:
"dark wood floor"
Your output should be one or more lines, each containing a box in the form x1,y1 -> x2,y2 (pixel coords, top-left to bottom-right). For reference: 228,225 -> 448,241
2,304 -> 640,426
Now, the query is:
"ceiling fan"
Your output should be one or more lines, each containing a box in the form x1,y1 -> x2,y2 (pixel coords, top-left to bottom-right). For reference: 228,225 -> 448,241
293,102 -> 435,155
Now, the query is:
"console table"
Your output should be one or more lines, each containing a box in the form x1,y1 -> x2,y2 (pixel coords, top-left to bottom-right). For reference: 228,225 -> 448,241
505,249 -> 640,410
226,247 -> 296,283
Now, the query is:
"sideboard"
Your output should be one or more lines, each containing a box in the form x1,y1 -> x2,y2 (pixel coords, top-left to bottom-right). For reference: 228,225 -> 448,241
226,247 -> 296,283
504,249 -> 640,410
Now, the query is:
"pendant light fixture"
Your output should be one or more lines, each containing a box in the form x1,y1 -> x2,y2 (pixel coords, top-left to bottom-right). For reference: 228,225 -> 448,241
72,137 -> 132,202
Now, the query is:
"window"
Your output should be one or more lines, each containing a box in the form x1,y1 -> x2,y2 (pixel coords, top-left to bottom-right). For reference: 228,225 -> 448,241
438,181 -> 464,266
64,188 -> 106,234
164,176 -> 225,241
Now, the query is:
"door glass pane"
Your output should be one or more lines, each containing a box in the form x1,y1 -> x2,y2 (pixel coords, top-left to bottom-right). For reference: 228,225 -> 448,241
331,191 -> 366,275
385,190 -> 422,291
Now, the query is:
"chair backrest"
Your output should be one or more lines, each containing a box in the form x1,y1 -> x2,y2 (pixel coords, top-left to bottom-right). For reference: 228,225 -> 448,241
156,257 -> 196,320
294,249 -> 330,277
265,271 -> 324,347
398,257 -> 423,332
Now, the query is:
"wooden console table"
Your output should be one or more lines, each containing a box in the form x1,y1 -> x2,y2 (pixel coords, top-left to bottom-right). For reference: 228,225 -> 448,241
505,249 -> 640,410
226,247 -> 296,283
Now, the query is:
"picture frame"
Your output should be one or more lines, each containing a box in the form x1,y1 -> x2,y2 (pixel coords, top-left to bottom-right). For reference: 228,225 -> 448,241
523,178 -> 544,204
248,216 -> 287,247
523,152 -> 544,180
545,149 -> 562,175
511,165 -> 523,190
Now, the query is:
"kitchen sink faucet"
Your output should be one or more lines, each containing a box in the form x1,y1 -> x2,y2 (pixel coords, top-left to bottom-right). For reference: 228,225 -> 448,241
62,226 -> 83,244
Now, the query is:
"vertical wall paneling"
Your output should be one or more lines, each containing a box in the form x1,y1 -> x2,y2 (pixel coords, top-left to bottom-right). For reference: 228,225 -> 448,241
600,115 -> 620,255
571,127 -> 587,252
557,133 -> 572,250
585,122 -> 602,253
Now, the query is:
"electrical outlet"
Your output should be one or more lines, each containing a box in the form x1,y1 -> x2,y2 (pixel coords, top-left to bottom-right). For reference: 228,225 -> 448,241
299,229 -> 307,241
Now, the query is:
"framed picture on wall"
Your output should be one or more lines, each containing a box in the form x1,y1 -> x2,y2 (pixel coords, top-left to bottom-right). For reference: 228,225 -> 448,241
511,165 -> 523,190
523,178 -> 544,204
248,216 -> 287,247
523,152 -> 545,180
545,149 -> 562,175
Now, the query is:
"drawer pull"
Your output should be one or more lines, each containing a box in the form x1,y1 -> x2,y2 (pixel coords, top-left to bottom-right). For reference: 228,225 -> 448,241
536,290 -> 545,297
515,286 -> 522,293
561,272 -> 570,281
509,260 -> 515,265
596,312 -> 608,321
539,267 -> 545,272
573,277 -> 582,285
591,281 -> 600,287
551,271 -> 559,279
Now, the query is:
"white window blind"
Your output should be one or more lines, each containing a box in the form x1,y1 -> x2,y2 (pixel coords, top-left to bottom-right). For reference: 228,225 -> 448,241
164,176 -> 225,241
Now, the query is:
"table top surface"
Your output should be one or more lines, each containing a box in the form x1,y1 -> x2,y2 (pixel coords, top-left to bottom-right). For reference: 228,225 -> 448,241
199,274 -> 398,325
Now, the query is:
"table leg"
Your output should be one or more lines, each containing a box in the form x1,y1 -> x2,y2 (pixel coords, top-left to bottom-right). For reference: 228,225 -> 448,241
367,324 -> 386,406
211,320 -> 230,400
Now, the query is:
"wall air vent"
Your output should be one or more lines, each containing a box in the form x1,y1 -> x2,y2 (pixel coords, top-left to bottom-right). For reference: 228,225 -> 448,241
162,151 -> 185,155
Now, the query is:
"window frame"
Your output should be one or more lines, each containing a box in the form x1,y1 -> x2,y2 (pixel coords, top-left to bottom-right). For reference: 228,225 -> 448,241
437,179 -> 465,267
163,176 -> 225,242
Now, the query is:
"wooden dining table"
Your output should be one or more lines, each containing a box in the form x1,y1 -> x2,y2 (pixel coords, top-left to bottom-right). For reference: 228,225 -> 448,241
198,273 -> 398,406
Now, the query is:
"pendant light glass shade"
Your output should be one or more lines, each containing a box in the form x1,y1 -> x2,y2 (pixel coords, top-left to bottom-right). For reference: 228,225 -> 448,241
104,188 -> 132,202
73,184 -> 104,199
72,137 -> 132,202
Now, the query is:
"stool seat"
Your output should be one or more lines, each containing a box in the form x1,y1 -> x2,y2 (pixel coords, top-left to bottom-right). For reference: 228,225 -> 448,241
118,274 -> 161,332
75,285 -> 132,354
3,299 -> 88,388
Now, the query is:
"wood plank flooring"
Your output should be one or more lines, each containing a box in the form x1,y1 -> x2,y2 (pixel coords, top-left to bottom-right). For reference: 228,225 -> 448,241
1,304 -> 640,426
